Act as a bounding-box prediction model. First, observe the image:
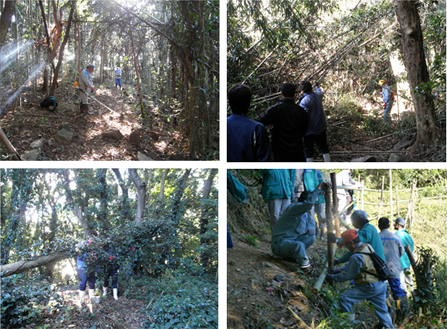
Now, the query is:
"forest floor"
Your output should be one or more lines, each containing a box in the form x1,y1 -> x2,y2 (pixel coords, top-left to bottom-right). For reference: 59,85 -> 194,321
8,282 -> 147,329
227,225 -> 412,329
0,84 -> 189,161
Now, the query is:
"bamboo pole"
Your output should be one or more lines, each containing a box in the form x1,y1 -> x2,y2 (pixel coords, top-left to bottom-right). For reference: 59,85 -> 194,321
331,173 -> 340,238
128,19 -> 145,126
312,248 -> 337,294
378,176 -> 384,219
326,177 -> 334,268
389,169 -> 393,220
361,180 -> 364,210
396,186 -> 400,217
0,128 -> 21,160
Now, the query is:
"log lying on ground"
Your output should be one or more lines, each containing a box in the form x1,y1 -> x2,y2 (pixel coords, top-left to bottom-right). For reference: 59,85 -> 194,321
0,251 -> 70,277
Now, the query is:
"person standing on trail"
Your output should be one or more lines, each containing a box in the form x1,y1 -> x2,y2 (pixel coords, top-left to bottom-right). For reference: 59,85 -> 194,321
65,273 -> 70,285
329,210 -> 386,265
303,169 -> 327,240
379,79 -> 393,122
298,81 -> 330,162
325,229 -> 395,329
77,230 -> 99,306
227,83 -> 271,162
378,217 -> 406,323
335,169 -> 360,224
271,182 -> 330,273
261,169 -> 295,231
115,67 -> 122,90
257,83 -> 309,162
78,64 -> 95,114
393,217 -> 415,294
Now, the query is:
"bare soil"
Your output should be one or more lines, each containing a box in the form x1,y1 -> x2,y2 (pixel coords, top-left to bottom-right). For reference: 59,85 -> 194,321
0,84 -> 190,161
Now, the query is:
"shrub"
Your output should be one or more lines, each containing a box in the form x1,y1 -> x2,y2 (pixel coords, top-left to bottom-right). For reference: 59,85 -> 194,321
145,272 -> 218,328
1,274 -> 63,326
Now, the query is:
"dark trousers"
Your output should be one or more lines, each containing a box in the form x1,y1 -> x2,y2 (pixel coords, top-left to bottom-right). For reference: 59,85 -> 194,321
304,130 -> 329,158
79,269 -> 95,291
103,268 -> 118,289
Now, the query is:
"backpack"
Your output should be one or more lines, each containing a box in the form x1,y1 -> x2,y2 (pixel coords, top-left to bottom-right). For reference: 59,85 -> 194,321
391,92 -> 395,101
40,96 -> 58,112
355,244 -> 391,281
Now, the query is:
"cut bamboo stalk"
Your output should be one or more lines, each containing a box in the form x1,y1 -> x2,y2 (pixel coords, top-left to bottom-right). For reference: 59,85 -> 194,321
287,307 -> 308,327
0,128 -> 21,160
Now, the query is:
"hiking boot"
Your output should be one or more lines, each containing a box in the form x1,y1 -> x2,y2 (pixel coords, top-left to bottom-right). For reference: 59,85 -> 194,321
80,103 -> 89,114
396,299 -> 405,322
300,263 -> 312,274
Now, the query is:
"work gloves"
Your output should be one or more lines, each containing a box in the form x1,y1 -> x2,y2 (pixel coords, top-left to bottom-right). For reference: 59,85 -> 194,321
327,232 -> 338,244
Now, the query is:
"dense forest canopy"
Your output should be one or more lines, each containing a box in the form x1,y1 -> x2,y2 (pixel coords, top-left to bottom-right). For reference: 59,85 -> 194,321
0,0 -> 219,161
0,168 -> 218,328
228,0 -> 446,161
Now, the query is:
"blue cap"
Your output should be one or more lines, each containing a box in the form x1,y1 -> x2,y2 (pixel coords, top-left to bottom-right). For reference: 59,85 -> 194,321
394,217 -> 406,227
351,210 -> 368,221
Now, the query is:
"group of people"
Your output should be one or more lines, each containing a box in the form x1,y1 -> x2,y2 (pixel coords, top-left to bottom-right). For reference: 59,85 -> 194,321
227,81 -> 330,162
259,169 -> 415,328
76,230 -> 134,305
326,212 -> 414,328
77,65 -> 123,114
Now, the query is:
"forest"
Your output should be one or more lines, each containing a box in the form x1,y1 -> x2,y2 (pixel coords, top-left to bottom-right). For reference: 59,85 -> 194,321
0,0 -> 219,161
227,0 -> 446,162
1,168 -> 218,328
227,169 -> 447,328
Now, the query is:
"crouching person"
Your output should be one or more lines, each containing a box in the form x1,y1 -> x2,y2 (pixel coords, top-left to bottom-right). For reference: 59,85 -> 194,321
326,230 -> 394,329
77,230 -> 99,305
271,182 -> 330,273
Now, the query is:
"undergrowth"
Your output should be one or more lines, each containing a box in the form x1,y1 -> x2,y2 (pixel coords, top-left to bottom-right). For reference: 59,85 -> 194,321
142,270 -> 218,328
0,274 -> 64,326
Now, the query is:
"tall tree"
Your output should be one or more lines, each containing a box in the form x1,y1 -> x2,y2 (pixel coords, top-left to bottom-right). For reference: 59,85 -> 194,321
199,168 -> 218,270
0,0 -> 16,45
129,169 -> 146,224
393,0 -> 441,145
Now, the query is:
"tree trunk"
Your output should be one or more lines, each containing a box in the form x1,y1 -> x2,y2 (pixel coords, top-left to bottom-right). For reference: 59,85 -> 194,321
97,168 -> 109,231
159,169 -> 170,202
49,0 -> 75,95
0,251 -> 70,277
62,169 -> 92,234
200,169 -> 217,270
112,168 -> 130,221
0,0 -> 17,45
393,0 -> 440,145
129,169 -> 146,224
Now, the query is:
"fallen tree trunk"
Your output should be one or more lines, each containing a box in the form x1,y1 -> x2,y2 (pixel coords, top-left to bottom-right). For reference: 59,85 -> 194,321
0,251 -> 70,277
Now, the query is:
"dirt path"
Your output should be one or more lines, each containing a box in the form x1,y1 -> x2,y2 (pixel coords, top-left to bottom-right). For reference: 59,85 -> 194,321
0,86 -> 187,161
11,284 -> 147,329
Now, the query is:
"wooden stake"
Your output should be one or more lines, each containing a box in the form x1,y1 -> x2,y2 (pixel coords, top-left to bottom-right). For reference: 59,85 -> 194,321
0,128 -> 21,160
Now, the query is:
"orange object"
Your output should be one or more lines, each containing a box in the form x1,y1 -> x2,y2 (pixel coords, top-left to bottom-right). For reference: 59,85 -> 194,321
73,81 -> 79,87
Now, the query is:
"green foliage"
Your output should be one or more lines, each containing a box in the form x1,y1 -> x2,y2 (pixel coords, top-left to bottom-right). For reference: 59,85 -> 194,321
145,272 -> 218,328
1,274 -> 63,326
243,235 -> 259,247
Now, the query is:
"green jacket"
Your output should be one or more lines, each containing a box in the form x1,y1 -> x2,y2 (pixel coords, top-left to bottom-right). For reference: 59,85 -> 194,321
338,222 -> 386,264
395,229 -> 414,270
261,169 -> 295,200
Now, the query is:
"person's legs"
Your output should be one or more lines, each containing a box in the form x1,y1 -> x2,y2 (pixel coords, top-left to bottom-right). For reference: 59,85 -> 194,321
389,278 -> 405,321
272,238 -> 310,268
404,269 -> 413,292
303,135 -> 316,161
118,79 -> 121,88
267,198 -> 289,230
79,269 -> 88,291
314,131 -> 330,161
384,101 -> 393,122
365,282 -> 395,329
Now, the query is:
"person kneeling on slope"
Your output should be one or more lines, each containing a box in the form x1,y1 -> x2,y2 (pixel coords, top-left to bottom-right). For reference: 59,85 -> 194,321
271,182 -> 330,273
